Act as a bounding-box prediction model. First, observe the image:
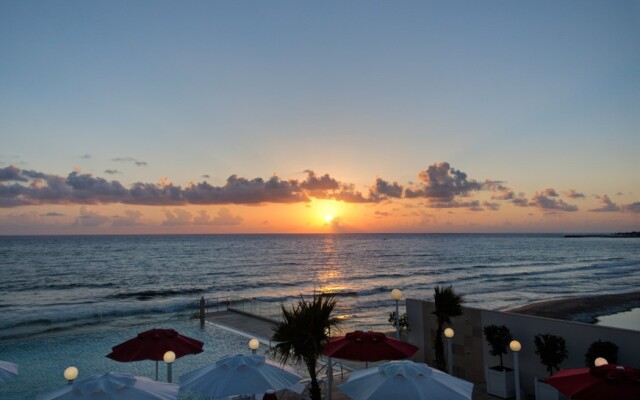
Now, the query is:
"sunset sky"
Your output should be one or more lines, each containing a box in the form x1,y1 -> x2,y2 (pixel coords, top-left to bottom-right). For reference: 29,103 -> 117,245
1,1 -> 639,235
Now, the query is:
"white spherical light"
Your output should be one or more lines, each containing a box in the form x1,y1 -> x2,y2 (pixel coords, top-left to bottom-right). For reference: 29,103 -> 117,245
391,288 -> 402,300
64,366 -> 78,382
509,340 -> 521,352
444,327 -> 454,338
594,357 -> 608,367
163,351 -> 176,364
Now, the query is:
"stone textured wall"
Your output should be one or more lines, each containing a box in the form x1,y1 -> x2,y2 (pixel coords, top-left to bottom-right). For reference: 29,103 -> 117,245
407,298 -> 485,383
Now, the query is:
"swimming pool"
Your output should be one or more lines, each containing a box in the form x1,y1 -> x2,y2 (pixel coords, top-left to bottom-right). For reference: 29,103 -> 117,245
0,318 -> 299,399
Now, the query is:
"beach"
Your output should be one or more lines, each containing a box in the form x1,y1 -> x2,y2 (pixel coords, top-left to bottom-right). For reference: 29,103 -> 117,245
508,290 -> 640,327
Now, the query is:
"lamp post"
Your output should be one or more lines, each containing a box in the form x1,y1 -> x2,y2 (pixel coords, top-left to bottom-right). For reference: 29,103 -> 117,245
164,351 -> 175,383
510,340 -> 521,400
327,356 -> 333,400
391,288 -> 402,339
249,338 -> 260,354
444,327 -> 454,375
594,357 -> 608,367
64,366 -> 78,385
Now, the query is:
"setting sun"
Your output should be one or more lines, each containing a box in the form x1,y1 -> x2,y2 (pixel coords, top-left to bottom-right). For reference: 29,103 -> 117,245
325,214 -> 334,223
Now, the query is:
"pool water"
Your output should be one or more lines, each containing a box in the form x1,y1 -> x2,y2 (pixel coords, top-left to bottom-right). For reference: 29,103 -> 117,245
0,318 -> 299,400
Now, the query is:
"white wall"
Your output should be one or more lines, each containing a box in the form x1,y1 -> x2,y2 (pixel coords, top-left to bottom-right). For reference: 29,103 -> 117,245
481,308 -> 640,394
406,299 -> 640,396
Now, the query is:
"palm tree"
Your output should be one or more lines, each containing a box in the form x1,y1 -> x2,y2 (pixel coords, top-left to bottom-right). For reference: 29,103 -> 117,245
272,294 -> 341,400
432,285 -> 464,371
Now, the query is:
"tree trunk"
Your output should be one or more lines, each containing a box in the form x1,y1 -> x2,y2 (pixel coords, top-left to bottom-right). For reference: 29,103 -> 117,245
306,359 -> 322,400
434,321 -> 446,371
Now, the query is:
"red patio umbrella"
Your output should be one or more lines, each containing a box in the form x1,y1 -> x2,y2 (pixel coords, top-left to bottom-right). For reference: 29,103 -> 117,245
322,330 -> 418,362
322,330 -> 419,400
544,364 -> 640,400
107,328 -> 204,380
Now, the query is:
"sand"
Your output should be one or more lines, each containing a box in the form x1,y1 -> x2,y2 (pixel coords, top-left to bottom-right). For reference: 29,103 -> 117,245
507,290 -> 640,324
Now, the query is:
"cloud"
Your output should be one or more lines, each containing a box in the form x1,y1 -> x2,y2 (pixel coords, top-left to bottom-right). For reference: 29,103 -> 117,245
371,178 -> 403,199
194,208 -> 244,225
81,154 -> 91,159
112,157 -> 147,166
405,162 -> 483,202
0,166 -> 28,182
333,184 -> 375,203
564,189 -> 585,199
589,195 -> 620,212
2,163 -> 597,216
485,180 -> 515,201
329,217 -> 349,233
162,209 -> 192,226
129,181 -> 185,205
530,192 -> 578,212
623,202 -> 640,213
6,164 -> 485,207
298,170 -> 379,203
511,193 -> 529,207
65,171 -> 130,202
300,170 -> 340,192
428,200 -> 481,209
72,207 -> 110,227
0,167 -> 311,207
41,212 -> 65,217
0,211 -> 44,225
183,175 -> 307,204
201,174 -> 211,179
483,201 -> 500,211
112,210 -> 144,226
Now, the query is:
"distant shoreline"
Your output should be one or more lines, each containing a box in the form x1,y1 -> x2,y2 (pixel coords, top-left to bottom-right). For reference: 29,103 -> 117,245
564,231 -> 640,238
507,290 -> 640,325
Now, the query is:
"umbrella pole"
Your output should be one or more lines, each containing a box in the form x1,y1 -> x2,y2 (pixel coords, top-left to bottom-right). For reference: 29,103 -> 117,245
327,357 -> 333,400
155,360 -> 158,381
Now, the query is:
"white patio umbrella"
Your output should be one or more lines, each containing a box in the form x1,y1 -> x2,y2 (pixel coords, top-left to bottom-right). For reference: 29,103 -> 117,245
180,354 -> 301,398
36,372 -> 179,400
338,360 -> 474,400
0,360 -> 18,383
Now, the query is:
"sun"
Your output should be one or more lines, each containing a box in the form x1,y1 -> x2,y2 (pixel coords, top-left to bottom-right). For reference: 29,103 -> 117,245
310,199 -> 344,228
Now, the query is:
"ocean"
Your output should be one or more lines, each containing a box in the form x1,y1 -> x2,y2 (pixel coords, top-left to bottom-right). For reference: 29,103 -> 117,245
1,233 -> 639,341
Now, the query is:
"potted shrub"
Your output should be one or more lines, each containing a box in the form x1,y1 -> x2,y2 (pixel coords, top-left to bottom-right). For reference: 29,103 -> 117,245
533,333 -> 568,400
483,324 -> 515,398
584,340 -> 618,367
388,311 -> 409,335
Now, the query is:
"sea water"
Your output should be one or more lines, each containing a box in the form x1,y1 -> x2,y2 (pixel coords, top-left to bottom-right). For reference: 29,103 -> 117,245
1,234 -> 639,341
1,234 -> 639,399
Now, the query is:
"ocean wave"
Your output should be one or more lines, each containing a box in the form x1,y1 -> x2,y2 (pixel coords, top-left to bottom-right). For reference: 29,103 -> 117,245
0,302 -> 194,334
10,282 -> 118,292
107,288 -> 205,300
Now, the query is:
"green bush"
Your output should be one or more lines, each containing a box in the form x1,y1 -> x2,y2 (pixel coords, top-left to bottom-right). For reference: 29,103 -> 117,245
584,340 -> 618,367
534,333 -> 568,376
388,311 -> 409,332
483,324 -> 512,369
